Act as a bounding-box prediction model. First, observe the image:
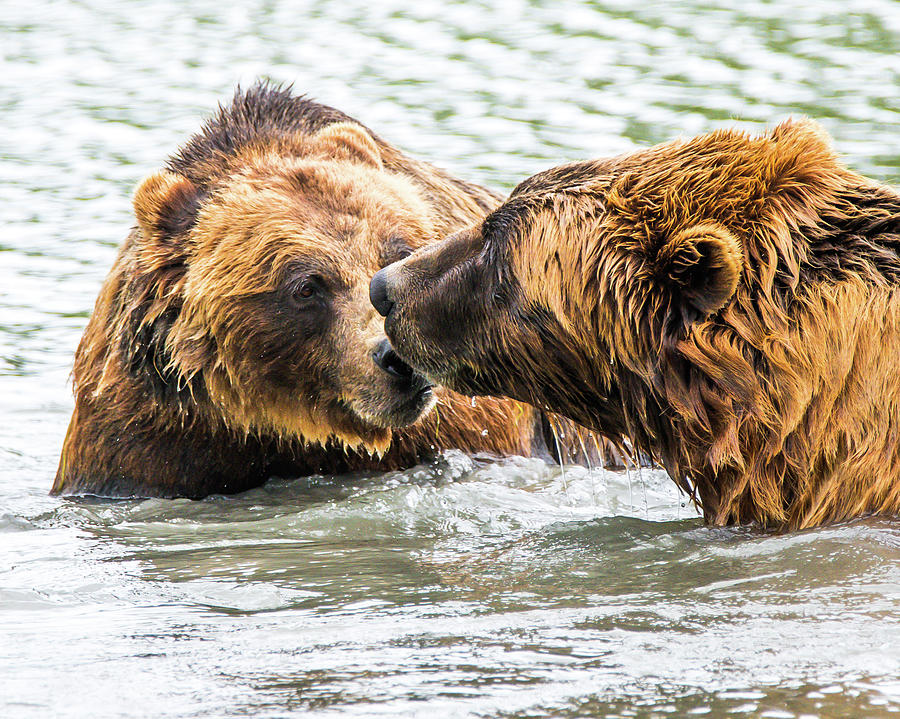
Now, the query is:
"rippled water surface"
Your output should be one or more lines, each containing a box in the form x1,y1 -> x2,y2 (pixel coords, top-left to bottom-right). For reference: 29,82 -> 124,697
3,2 -> 900,717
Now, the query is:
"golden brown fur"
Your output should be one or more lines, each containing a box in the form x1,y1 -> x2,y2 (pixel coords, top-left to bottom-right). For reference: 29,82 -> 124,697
375,118 -> 900,530
54,82 -> 591,499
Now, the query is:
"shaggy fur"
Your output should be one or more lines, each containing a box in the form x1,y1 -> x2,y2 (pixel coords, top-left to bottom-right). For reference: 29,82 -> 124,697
54,82 -> 598,499
375,118 -> 900,530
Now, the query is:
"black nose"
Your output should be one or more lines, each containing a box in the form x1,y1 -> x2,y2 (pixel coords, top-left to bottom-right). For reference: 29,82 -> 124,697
370,268 -> 394,317
372,338 -> 413,380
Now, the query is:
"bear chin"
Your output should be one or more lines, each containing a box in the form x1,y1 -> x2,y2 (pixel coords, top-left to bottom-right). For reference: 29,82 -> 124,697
333,385 -> 438,451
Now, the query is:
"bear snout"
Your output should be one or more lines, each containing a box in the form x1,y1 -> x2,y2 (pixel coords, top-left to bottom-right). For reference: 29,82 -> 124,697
372,337 -> 413,380
369,267 -> 394,317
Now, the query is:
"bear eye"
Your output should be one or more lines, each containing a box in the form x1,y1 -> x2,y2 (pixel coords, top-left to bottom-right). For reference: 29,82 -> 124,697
291,276 -> 324,306
296,283 -> 316,299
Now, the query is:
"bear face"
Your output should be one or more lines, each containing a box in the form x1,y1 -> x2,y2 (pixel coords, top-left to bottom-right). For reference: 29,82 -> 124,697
372,138 -> 746,437
55,82 -> 578,498
133,125 -> 443,452
375,119 -> 900,529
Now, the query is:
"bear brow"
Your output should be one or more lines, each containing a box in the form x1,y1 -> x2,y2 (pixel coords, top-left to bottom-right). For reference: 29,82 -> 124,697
316,213 -> 375,247
281,253 -> 350,287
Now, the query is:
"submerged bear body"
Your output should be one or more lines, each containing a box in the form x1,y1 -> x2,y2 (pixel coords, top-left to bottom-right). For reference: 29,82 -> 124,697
54,83 -> 589,499
375,119 -> 900,529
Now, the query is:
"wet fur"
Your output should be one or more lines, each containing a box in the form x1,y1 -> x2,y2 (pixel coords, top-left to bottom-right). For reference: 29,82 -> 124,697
381,119 -> 900,529
54,82 -> 590,498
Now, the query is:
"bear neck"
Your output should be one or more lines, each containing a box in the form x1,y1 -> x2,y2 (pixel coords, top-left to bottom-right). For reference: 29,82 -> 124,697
643,180 -> 900,529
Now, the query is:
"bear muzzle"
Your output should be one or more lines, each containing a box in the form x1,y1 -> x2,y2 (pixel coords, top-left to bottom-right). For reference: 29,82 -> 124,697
372,337 -> 414,382
369,267 -> 394,318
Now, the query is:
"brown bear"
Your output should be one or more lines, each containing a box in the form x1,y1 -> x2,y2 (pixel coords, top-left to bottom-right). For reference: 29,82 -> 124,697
53,82 -> 600,499
373,118 -> 900,530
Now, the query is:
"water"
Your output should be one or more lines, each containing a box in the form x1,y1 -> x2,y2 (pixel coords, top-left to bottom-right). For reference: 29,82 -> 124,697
2,1 -> 900,716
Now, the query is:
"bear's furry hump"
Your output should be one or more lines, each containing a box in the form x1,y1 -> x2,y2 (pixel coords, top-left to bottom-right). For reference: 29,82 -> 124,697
797,187 -> 900,286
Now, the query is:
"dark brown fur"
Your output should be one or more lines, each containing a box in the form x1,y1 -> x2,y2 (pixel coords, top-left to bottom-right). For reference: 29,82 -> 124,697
54,82 -> 596,499
376,119 -> 900,530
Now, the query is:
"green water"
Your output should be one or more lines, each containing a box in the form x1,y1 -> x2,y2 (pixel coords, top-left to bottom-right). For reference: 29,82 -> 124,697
2,1 -> 899,717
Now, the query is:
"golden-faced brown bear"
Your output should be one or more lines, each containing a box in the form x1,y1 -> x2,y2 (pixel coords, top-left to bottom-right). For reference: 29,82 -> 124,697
53,82 -> 589,499
374,118 -> 900,530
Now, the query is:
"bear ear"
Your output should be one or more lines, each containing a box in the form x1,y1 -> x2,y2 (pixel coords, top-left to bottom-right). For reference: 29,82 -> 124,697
770,116 -> 833,153
654,223 -> 743,316
313,122 -> 383,168
765,117 -> 839,189
133,170 -> 201,242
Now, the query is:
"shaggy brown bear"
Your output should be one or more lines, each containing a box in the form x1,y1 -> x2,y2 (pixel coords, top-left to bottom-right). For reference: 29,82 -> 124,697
53,82 -> 596,499
373,118 -> 900,530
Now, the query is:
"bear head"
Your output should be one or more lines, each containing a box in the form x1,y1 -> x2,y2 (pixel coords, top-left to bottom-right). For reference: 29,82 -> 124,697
373,117 -> 867,513
105,86 -> 492,455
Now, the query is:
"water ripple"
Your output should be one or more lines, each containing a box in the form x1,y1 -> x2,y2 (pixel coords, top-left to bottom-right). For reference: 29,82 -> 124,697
2,1 -> 900,717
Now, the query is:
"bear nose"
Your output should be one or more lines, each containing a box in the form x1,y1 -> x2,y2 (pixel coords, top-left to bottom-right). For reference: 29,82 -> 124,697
372,337 -> 413,380
369,268 -> 394,317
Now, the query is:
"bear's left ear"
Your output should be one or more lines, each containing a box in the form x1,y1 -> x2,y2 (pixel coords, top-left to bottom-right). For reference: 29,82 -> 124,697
313,122 -> 383,168
653,223 -> 743,316
133,170 -> 202,243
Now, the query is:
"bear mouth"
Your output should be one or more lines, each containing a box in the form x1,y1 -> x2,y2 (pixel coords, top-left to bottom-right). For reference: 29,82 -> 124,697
335,359 -> 436,436
370,340 -> 435,422
391,381 -> 435,424
377,367 -> 435,427
376,344 -> 417,382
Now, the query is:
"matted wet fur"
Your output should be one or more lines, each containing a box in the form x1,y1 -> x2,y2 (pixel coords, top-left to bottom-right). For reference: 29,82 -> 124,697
375,118 -> 900,530
53,82 -> 601,499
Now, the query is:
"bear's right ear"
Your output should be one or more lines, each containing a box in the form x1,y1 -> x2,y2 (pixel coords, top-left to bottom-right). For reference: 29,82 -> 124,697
133,170 -> 201,242
653,222 -> 743,317
313,122 -> 383,168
